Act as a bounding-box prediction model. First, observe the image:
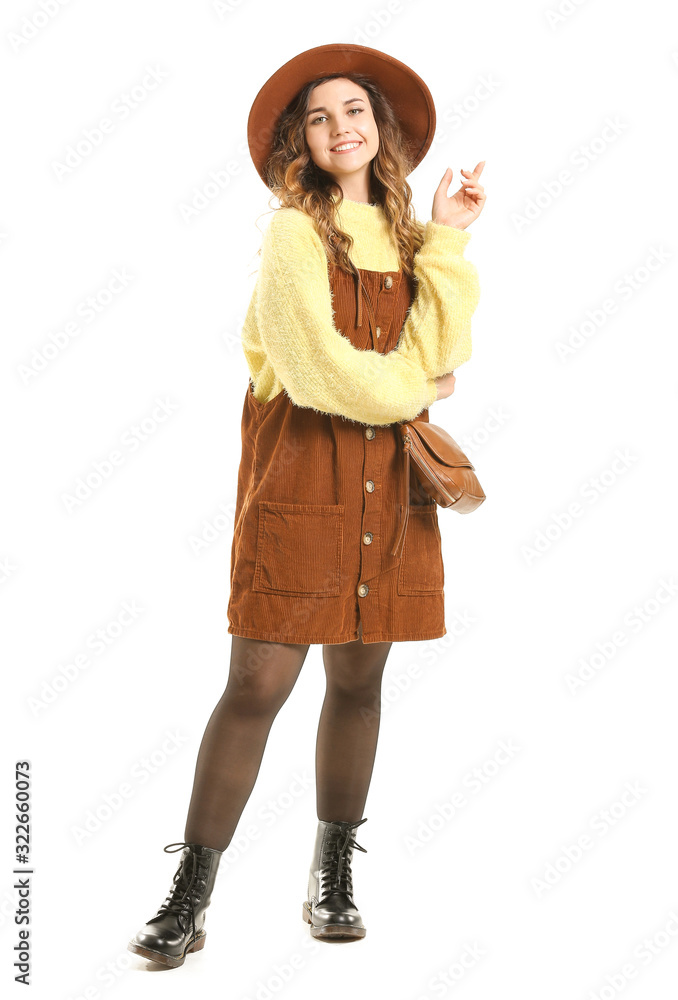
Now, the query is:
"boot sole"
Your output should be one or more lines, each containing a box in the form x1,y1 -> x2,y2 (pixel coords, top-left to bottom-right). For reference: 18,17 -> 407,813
301,901 -> 366,941
127,930 -> 206,968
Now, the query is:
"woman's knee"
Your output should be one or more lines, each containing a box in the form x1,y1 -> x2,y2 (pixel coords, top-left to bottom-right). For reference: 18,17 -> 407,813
226,636 -> 309,713
322,639 -> 391,695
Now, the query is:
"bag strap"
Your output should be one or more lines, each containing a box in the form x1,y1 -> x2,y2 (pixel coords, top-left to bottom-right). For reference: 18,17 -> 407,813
391,427 -> 412,560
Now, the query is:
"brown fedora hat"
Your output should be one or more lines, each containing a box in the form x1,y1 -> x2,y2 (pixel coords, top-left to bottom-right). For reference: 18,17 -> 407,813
247,42 -> 436,191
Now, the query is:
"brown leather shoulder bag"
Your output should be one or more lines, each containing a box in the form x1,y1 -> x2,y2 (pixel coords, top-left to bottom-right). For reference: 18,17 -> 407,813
391,419 -> 486,559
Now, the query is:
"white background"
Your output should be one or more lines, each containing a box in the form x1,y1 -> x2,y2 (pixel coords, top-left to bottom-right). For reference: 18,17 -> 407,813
2,0 -> 678,996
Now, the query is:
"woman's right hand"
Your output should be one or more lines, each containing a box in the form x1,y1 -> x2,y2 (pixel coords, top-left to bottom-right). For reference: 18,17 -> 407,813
434,371 -> 456,401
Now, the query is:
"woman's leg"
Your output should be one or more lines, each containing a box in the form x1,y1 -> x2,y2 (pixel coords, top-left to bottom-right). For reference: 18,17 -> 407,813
315,636 -> 393,821
183,636 -> 310,851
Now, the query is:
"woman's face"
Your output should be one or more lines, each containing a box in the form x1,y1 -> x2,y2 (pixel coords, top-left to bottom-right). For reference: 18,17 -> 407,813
304,77 -> 379,193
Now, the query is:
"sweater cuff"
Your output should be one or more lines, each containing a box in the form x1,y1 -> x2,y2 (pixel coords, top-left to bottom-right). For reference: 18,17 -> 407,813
423,220 -> 472,254
423,378 -> 438,411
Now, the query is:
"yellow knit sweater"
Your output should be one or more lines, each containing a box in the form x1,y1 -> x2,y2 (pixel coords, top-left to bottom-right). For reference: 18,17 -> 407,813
240,196 -> 480,426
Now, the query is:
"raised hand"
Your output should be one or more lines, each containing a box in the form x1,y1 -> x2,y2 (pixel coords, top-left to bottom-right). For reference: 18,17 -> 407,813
432,161 -> 486,231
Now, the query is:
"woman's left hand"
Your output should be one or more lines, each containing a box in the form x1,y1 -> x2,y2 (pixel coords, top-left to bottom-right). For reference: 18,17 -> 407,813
434,371 -> 456,402
432,161 -> 486,231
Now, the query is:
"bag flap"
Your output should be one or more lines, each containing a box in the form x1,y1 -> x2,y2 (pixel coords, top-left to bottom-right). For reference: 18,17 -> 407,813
409,422 -> 476,470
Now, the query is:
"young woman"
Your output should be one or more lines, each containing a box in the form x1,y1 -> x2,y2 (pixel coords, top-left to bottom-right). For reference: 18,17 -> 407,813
128,42 -> 485,968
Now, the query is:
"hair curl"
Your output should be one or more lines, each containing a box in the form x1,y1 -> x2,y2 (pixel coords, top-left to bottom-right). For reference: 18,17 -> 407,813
262,72 -> 425,280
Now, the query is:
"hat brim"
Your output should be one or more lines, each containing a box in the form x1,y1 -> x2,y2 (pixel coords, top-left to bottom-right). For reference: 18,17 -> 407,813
247,43 -> 436,191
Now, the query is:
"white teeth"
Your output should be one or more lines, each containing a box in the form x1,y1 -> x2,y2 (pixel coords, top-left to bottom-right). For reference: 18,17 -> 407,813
332,142 -> 361,152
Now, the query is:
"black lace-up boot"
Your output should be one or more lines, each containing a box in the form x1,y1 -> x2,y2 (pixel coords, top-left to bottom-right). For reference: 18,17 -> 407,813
128,842 -> 223,968
301,818 -> 368,941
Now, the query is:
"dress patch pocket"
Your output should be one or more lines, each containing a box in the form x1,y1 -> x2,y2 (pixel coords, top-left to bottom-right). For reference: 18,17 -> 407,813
397,504 -> 444,595
253,501 -> 344,597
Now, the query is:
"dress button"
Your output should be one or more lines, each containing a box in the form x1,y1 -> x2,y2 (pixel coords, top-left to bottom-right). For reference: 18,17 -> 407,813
376,326 -> 381,339
384,276 -> 393,289
365,426 -> 375,440
363,532 -> 373,545
358,583 -> 369,597
365,480 -> 375,493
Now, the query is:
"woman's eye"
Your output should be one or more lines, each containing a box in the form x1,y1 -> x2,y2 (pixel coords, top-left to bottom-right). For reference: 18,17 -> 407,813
310,108 -> 363,125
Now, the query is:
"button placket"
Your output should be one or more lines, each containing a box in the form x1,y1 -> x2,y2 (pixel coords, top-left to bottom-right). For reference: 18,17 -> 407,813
374,273 -> 399,346
356,278 -> 394,613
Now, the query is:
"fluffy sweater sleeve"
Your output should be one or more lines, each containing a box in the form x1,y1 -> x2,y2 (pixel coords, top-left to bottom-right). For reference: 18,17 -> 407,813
248,207 -> 438,426
396,221 -> 481,378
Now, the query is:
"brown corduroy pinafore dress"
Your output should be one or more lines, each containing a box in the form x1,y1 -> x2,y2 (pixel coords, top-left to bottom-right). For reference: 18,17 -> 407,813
227,259 -> 446,645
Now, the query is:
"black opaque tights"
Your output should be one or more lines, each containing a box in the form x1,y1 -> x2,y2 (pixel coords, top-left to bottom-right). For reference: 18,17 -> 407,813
183,634 -> 392,852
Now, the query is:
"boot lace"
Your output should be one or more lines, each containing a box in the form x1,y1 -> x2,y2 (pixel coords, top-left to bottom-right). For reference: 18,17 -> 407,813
150,842 -> 210,942
318,819 -> 368,900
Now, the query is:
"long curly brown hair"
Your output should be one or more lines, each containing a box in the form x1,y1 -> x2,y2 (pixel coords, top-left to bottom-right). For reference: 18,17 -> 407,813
263,72 -> 425,281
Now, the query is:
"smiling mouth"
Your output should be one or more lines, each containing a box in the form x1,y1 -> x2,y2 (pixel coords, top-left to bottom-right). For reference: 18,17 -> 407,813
330,141 -> 363,153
